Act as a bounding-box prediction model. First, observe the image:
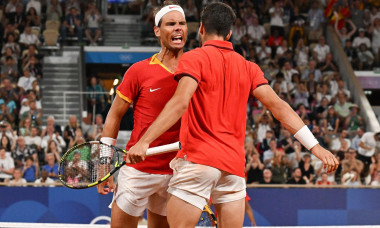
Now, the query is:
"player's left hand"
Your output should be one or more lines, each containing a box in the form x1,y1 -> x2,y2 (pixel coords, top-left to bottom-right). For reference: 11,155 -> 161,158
127,142 -> 149,164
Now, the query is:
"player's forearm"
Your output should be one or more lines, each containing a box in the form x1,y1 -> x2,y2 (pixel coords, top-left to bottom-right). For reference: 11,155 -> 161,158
102,96 -> 130,139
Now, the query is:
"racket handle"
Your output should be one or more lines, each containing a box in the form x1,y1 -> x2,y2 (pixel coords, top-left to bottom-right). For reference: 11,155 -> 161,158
146,141 -> 182,156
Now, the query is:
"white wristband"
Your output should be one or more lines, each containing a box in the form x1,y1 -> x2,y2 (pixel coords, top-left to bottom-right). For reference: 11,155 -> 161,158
100,137 -> 116,146
294,125 -> 319,150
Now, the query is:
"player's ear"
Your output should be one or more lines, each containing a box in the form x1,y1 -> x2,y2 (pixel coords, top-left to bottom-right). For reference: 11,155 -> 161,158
199,22 -> 204,35
154,26 -> 161,38
225,30 -> 232,41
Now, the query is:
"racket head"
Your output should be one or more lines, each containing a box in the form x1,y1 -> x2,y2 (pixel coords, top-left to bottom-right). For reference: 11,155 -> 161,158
197,205 -> 217,227
58,141 -> 124,189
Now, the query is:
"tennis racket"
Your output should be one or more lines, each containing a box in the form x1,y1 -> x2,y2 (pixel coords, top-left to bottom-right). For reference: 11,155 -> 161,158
197,205 -> 218,227
58,141 -> 181,189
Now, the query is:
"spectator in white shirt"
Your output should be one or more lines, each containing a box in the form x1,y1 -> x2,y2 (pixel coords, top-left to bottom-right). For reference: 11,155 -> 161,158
34,169 -> 55,187
24,126 -> 42,151
313,36 -> 330,63
17,69 -> 37,95
353,28 -> 371,49
0,147 -> 15,182
358,131 -> 380,179
247,16 -> 266,45
19,26 -> 41,50
84,2 -> 103,46
41,125 -> 66,153
269,0 -> 284,36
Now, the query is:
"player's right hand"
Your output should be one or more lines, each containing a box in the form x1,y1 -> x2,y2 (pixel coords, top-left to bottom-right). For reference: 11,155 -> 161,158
97,177 -> 114,195
311,144 -> 339,173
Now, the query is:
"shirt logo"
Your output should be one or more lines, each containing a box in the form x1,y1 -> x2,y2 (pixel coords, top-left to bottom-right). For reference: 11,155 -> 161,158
169,6 -> 178,9
150,88 -> 161,92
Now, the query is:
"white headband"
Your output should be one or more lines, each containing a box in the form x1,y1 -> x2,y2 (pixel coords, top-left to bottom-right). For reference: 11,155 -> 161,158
155,5 -> 185,27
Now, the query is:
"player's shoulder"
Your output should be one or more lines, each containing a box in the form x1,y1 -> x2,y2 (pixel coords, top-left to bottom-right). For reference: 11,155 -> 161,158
182,47 -> 206,58
123,56 -> 153,77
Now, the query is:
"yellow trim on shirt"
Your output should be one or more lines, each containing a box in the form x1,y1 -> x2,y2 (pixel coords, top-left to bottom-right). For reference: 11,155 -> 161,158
116,90 -> 132,103
149,53 -> 173,74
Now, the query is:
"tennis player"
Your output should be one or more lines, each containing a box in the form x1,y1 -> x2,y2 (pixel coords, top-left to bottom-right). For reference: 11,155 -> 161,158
128,2 -> 339,227
96,2 -> 187,228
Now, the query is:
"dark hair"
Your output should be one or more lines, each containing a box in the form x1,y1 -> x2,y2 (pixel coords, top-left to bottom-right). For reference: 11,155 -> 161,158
200,2 -> 236,38
153,0 -> 181,27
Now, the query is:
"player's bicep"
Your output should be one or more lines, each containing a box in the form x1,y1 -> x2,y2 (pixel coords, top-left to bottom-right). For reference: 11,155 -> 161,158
174,76 -> 198,105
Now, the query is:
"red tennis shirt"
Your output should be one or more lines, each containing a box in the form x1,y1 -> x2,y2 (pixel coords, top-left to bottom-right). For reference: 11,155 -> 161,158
174,40 -> 268,177
117,54 -> 180,174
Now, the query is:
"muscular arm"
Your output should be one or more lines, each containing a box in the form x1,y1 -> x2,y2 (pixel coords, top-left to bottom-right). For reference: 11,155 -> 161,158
127,76 -> 198,162
252,85 -> 339,172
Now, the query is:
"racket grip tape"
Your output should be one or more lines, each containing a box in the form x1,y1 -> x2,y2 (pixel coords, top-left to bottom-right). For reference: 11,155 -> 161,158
146,141 -> 182,156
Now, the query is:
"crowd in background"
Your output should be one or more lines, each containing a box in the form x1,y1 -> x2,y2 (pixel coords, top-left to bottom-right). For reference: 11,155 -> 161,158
0,0 -> 380,187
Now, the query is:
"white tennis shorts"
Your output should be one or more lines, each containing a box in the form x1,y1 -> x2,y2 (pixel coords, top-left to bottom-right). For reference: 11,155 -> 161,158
110,165 -> 172,217
167,158 -> 246,210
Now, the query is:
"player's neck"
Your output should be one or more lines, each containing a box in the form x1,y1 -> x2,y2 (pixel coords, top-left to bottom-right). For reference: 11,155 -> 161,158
201,34 -> 226,45
157,49 -> 183,72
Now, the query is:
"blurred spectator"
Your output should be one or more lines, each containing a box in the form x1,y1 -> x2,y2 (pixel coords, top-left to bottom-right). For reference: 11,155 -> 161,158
263,138 -> 279,168
14,136 -> 38,167
280,128 -> 295,155
245,150 -> 264,184
293,82 -> 310,108
7,168 -> 27,186
276,40 -> 291,62
268,0 -> 284,36
358,131 -> 380,179
255,108 -> 274,143
3,24 -> 20,41
87,76 -> 105,121
369,5 -> 380,22
0,98 -> 16,125
316,172 -> 332,185
341,148 -> 364,178
344,104 -> 363,132
267,28 -> 283,50
0,147 -> 15,182
256,38 -> 271,66
370,152 -> 380,184
270,72 -> 288,94
334,91 -> 352,120
332,78 -> 350,99
344,39 -> 358,65
247,16 -> 265,45
26,0 -> 41,16
350,0 -> 365,29
85,114 -> 103,141
63,115 -> 80,146
335,18 -> 356,47
1,47 -> 18,66
23,56 -> 42,80
20,100 -> 42,127
44,140 -> 61,163
26,7 -> 41,31
299,153 -> 315,183
19,116 -> 32,136
301,60 -> 322,82
307,1 -> 324,42
34,169 -> 55,186
84,2 -> 102,46
323,106 -> 340,134
22,156 -> 38,182
42,115 -> 62,136
341,169 -> 361,186
353,28 -> 371,49
41,125 -> 66,152
357,43 -> 375,70
287,167 -> 307,184
1,56 -> 18,80
288,6 -> 306,49
271,149 -> 288,184
258,130 -> 275,155
17,68 -> 37,94
68,128 -> 85,149
371,171 -> 380,186
5,0 -> 18,21
294,39 -> 309,73
183,0 -> 199,22
0,120 -> 17,146
19,26 -> 41,50
24,126 -> 41,154
351,127 -> 365,151
42,153 -> 59,181
259,168 -> 275,184
2,33 -> 20,57
65,0 -> 80,13
369,17 -> 380,61
330,129 -> 351,153
61,6 -> 83,44
1,135 -> 16,153
231,17 -> 246,45
46,0 -> 62,21
313,36 -> 330,64
318,53 -> 338,76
